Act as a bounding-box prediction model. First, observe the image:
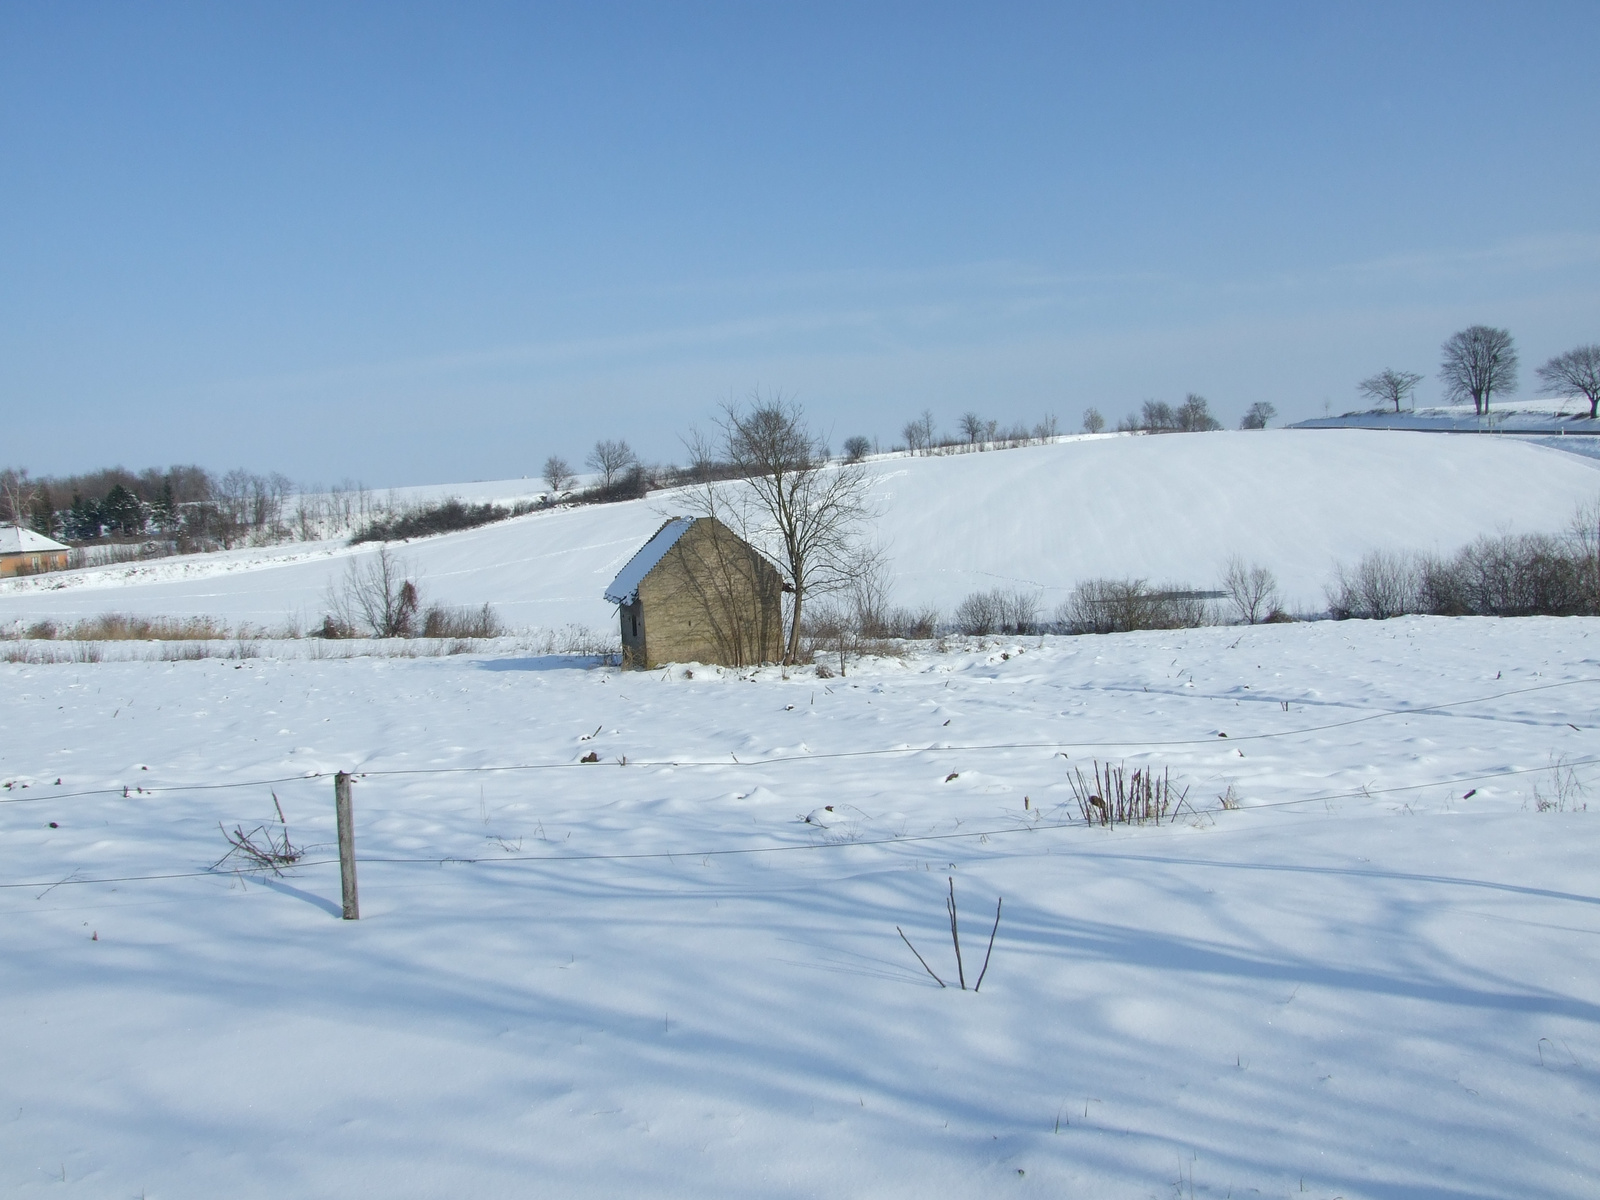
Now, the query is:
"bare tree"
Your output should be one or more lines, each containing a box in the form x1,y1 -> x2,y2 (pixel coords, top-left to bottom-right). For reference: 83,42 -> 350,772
1222,556 -> 1281,624
586,439 -> 636,489
1,468 -> 38,527
1358,369 -> 1423,413
1176,394 -> 1222,431
1081,408 -> 1106,434
701,393 -> 875,663
542,454 -> 575,493
959,412 -> 985,445
1440,325 -> 1518,415
1033,412 -> 1059,439
902,410 -> 936,453
842,436 -> 872,463
1141,400 -> 1177,431
1536,344 -> 1600,419
1239,401 -> 1277,430
327,547 -> 420,637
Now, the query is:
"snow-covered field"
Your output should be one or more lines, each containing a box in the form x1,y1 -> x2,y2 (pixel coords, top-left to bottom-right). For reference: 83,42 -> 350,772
4,430 -> 1599,632
4,616 -> 1598,1197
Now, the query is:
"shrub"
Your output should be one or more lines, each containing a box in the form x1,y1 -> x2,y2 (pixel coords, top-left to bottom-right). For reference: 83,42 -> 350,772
842,436 -> 872,463
870,605 -> 939,639
324,547 -> 420,637
1056,579 -> 1215,634
25,614 -> 234,641
421,602 -> 504,639
351,499 -> 511,544
1221,557 -> 1282,624
1328,532 -> 1599,620
1326,550 -> 1420,620
953,588 -> 1041,635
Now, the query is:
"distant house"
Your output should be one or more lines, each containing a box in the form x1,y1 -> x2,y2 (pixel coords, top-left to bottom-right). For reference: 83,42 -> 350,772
604,516 -> 785,668
0,527 -> 70,578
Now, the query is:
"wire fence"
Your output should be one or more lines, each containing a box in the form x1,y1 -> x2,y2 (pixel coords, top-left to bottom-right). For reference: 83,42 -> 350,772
3,676 -> 1593,809
2,676 -> 1594,894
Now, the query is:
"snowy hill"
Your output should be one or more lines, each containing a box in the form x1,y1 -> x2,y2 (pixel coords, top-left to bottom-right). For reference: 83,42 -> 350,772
1290,397 -> 1600,461
3,429 -> 1598,630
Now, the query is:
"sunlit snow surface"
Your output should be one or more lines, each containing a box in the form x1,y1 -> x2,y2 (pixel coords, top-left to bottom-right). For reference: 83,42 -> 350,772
3,617 -> 1598,1197
3,430 -> 1599,633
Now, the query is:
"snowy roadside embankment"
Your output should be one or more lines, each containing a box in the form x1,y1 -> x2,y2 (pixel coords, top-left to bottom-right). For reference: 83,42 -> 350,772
2,617 -> 1597,1197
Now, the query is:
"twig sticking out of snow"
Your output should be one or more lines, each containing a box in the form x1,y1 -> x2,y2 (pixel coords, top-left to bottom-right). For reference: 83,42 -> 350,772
946,877 -> 966,989
211,796 -> 302,876
973,897 -> 1002,993
897,927 -> 945,987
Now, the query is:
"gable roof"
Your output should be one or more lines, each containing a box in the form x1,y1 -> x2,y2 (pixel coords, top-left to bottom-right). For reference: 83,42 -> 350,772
603,517 -> 694,606
0,526 -> 69,555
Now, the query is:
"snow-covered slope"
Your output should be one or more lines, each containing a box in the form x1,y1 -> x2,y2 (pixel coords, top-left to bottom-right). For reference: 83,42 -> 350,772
3,619 -> 1598,1196
3,429 -> 1598,629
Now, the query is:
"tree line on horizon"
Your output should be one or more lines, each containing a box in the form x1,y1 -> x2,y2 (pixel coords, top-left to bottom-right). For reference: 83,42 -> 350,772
1355,326 -> 1600,418
9,321 -> 1596,550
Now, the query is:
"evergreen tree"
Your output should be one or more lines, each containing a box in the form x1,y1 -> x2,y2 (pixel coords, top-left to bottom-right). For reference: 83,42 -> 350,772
101,484 -> 145,536
66,493 -> 102,540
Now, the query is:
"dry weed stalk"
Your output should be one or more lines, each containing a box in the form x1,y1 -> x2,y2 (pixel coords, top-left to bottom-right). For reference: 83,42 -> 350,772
1069,760 -> 1190,826
212,793 -> 302,875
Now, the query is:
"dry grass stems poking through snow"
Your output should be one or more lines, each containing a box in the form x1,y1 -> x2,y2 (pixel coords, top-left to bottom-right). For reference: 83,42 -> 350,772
1531,755 -> 1588,812
13,614 -> 232,641
1070,760 -> 1191,825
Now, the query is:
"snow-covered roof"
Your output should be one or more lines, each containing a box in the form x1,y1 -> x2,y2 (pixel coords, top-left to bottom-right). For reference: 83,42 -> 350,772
0,526 -> 68,555
603,517 -> 694,606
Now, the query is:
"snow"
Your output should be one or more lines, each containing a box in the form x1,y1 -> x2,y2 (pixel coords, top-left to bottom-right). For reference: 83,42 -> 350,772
2,431 -> 1599,634
1292,395 -> 1600,436
603,517 -> 693,605
0,526 -> 68,554
3,616 -> 1599,1197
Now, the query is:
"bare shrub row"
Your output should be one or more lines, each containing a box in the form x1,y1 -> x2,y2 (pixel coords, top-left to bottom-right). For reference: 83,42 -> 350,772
351,499 -> 527,544
1328,534 -> 1600,620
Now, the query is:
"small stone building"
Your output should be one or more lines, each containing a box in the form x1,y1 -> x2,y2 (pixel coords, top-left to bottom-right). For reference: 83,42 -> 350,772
0,526 -> 70,578
604,516 -> 785,668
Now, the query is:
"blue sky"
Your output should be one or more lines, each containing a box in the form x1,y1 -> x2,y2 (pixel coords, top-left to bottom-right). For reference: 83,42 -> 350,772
4,2 -> 1598,486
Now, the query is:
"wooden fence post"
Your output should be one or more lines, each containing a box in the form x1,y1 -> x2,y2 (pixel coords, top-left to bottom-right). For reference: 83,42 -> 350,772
335,771 -> 359,920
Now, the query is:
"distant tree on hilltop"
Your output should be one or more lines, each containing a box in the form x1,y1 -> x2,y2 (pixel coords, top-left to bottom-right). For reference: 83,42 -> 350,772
1358,369 -> 1423,413
543,455 -> 575,493
1536,345 -> 1600,419
1176,394 -> 1222,431
1441,326 -> 1518,415
1239,402 -> 1277,429
586,440 -> 636,490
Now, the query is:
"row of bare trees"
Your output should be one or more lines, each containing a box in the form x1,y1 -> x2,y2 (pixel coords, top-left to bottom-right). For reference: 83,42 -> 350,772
1358,326 -> 1600,418
899,409 -> 1060,454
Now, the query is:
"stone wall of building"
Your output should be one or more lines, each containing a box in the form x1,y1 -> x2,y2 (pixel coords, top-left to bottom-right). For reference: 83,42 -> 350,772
631,518 -> 784,668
